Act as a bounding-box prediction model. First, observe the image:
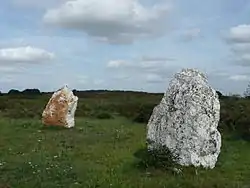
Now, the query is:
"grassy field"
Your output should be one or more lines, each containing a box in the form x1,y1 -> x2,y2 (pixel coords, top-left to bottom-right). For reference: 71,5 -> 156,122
0,116 -> 250,188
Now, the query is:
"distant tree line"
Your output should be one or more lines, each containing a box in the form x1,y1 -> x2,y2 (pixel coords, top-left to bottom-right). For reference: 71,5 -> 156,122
0,89 -> 162,96
0,89 -> 229,98
0,88 -> 249,99
7,89 -> 41,95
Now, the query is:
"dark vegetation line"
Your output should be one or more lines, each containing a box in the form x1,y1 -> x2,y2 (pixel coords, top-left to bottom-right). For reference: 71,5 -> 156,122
0,88 -> 164,96
0,88 -> 249,141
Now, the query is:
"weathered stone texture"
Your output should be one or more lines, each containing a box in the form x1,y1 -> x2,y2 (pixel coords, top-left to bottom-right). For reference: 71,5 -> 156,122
42,85 -> 78,128
147,68 -> 221,169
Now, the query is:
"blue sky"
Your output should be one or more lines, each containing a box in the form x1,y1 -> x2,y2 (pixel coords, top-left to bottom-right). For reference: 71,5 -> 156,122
0,0 -> 250,95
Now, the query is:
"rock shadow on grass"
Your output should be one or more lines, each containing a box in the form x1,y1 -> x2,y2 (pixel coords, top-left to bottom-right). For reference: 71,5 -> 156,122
133,146 -> 182,174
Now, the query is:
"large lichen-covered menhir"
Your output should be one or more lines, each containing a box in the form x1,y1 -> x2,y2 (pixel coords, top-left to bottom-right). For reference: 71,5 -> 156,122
147,68 -> 221,169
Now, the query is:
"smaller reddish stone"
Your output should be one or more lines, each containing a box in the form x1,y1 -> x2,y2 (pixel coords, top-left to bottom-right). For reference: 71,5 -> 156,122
42,85 -> 78,128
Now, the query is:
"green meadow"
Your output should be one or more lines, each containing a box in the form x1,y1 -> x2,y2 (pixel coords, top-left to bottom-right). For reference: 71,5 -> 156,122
0,91 -> 249,187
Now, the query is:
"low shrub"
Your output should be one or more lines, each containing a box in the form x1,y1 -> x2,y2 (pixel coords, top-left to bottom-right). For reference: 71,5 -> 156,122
132,103 -> 155,123
95,111 -> 113,119
75,104 -> 92,117
133,145 -> 180,171
219,99 -> 250,140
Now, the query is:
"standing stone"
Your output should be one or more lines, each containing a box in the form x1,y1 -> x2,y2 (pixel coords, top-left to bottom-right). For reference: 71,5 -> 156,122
147,68 -> 221,169
42,85 -> 78,128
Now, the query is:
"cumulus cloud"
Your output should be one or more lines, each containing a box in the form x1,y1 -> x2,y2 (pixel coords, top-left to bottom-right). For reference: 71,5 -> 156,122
225,24 -> 250,66
0,46 -> 55,64
43,0 -> 172,44
226,24 -> 250,43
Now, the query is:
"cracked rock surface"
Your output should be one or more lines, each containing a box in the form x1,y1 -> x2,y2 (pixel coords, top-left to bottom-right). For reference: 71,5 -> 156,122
147,68 -> 221,169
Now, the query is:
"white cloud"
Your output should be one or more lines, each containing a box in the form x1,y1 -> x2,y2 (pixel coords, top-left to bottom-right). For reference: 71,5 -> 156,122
227,24 -> 250,43
228,74 -> 250,81
43,0 -> 172,44
235,54 -> 250,62
107,56 -> 176,70
0,46 -> 55,64
225,24 -> 250,66
140,56 -> 175,62
107,56 -> 179,83
231,43 -> 250,52
139,58 -> 171,71
107,60 -> 131,68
